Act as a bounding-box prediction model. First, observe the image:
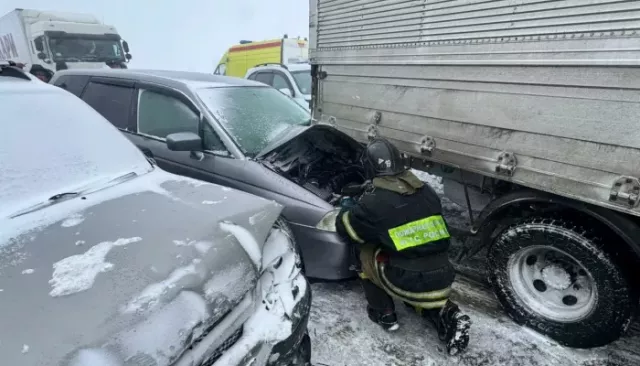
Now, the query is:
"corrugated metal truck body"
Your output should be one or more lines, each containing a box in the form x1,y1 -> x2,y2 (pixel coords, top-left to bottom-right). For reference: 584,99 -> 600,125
310,0 -> 640,217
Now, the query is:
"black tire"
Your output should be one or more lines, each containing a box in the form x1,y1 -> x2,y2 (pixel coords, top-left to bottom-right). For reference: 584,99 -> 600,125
274,217 -> 305,274
487,217 -> 637,348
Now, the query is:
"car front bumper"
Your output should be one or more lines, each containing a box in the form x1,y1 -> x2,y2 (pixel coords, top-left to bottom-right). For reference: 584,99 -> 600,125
289,222 -> 356,280
174,226 -> 312,366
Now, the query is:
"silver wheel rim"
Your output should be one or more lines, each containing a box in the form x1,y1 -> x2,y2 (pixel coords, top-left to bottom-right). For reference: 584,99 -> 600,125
508,245 -> 598,323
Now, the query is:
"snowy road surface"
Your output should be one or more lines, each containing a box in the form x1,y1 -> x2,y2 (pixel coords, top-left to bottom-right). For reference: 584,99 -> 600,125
308,170 -> 640,366
308,277 -> 640,366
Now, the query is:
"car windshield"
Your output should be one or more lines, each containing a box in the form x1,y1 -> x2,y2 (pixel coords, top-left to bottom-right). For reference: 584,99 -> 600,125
48,36 -> 125,62
291,70 -> 311,95
197,86 -> 310,157
0,89 -> 151,217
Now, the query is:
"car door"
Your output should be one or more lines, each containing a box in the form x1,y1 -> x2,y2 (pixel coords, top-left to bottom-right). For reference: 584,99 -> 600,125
130,84 -> 243,188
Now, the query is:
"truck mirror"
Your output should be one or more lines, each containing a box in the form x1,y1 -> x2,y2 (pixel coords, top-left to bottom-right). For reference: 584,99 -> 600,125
122,41 -> 130,53
37,52 -> 47,60
34,37 -> 44,52
126,53 -> 132,61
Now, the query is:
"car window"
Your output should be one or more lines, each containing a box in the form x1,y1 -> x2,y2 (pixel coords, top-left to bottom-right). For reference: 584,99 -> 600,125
247,72 -> 257,80
53,75 -> 89,97
196,86 -> 310,157
81,81 -> 134,130
291,71 -> 311,95
214,63 -> 226,75
254,72 -> 273,85
137,89 -> 199,139
272,73 -> 292,94
1,89 -> 151,217
203,123 -> 229,155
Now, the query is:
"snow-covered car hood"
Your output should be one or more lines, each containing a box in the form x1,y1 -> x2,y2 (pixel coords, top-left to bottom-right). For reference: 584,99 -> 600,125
0,170 -> 282,365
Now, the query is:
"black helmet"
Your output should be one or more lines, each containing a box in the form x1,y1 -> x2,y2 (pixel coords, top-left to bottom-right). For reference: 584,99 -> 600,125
361,138 -> 406,179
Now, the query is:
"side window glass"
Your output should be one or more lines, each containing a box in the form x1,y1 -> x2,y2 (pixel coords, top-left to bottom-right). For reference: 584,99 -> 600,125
272,73 -> 293,94
203,123 -> 229,156
247,72 -> 256,81
254,72 -> 273,85
214,64 -> 226,75
54,75 -> 89,97
137,89 -> 199,139
81,81 -> 133,130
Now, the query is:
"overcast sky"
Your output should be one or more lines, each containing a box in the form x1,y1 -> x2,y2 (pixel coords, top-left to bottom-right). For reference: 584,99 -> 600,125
1,0 -> 309,72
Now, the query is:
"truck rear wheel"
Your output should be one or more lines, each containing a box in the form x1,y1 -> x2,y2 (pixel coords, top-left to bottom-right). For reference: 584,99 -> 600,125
487,217 -> 636,348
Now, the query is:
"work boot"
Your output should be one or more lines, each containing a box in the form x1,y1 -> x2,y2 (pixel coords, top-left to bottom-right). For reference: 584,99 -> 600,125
431,301 -> 471,356
367,306 -> 399,332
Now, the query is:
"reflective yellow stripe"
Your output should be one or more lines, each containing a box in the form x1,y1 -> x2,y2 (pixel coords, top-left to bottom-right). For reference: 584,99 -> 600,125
388,215 -> 450,251
342,211 -> 365,243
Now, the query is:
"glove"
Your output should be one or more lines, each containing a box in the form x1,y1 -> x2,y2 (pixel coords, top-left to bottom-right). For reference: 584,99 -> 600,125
340,196 -> 357,208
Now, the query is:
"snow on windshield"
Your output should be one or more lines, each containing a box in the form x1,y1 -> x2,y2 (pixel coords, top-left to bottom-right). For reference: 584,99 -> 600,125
196,87 -> 310,157
0,89 -> 151,217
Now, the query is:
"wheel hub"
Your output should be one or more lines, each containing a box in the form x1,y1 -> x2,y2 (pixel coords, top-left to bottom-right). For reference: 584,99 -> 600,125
541,265 -> 572,290
508,245 -> 598,323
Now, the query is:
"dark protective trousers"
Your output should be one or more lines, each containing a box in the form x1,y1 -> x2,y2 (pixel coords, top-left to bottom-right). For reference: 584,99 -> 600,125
356,243 -> 455,312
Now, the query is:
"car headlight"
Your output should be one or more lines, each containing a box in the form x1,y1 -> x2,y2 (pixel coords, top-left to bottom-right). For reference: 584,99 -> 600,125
315,208 -> 341,232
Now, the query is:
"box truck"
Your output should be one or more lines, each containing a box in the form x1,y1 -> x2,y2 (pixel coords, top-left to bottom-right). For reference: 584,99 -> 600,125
310,0 -> 640,348
0,8 -> 132,81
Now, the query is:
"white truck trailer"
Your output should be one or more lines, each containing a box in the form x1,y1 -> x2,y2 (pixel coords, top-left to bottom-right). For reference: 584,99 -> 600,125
310,0 -> 640,348
0,8 -> 132,81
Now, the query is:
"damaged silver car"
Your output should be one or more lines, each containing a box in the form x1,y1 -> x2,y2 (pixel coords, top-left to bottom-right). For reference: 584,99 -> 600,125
1,64 -> 311,365
50,69 -> 367,280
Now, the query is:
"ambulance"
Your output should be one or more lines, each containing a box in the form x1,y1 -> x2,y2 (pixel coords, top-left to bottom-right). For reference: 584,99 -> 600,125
214,35 -> 308,77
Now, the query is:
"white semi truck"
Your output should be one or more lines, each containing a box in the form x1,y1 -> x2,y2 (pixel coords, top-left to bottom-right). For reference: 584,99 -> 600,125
0,8 -> 132,81
310,0 -> 640,349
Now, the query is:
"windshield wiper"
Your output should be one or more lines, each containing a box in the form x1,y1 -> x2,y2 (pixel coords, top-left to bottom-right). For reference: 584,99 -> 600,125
8,172 -> 138,219
48,192 -> 81,201
9,192 -> 81,219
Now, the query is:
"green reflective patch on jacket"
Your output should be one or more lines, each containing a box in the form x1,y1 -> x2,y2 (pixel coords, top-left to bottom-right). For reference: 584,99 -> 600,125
388,215 -> 450,251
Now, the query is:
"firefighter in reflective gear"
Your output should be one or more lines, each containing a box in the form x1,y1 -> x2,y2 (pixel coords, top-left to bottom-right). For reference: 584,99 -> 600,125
335,138 -> 472,355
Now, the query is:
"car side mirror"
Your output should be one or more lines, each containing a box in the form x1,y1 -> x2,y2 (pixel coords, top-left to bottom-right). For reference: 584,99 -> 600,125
166,132 -> 202,152
37,52 -> 47,60
278,88 -> 292,97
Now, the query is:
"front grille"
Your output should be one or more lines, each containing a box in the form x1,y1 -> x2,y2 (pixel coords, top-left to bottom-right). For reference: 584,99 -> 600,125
200,326 -> 244,366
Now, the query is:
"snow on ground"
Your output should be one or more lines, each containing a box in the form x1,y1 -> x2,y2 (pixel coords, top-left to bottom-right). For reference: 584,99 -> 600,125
309,277 -> 640,366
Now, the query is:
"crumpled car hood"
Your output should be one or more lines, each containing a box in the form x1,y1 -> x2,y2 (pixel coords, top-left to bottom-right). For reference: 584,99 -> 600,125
0,170 -> 282,365
256,123 -> 361,159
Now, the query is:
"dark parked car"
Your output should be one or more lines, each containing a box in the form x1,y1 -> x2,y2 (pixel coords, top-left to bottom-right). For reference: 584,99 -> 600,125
2,63 -> 310,365
50,69 -> 367,280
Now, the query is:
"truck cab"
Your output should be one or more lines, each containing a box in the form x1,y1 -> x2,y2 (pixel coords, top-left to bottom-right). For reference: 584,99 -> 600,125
2,9 -> 132,81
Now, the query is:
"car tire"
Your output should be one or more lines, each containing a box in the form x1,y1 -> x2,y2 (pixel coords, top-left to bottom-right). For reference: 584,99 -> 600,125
274,216 -> 305,274
487,216 -> 637,348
